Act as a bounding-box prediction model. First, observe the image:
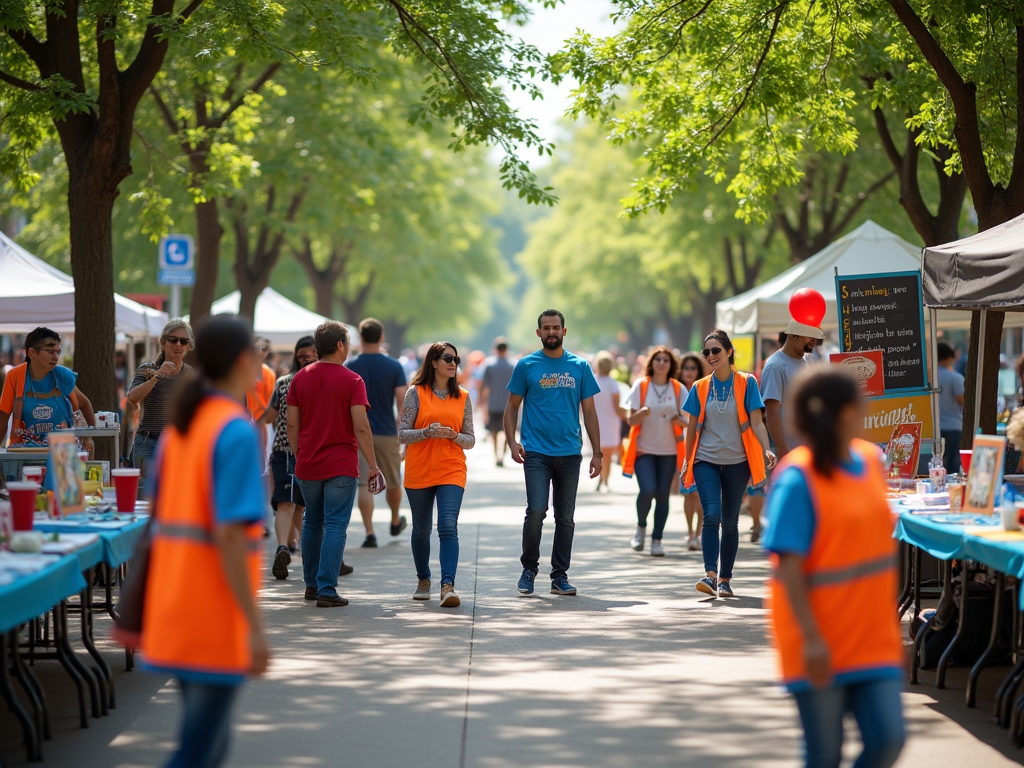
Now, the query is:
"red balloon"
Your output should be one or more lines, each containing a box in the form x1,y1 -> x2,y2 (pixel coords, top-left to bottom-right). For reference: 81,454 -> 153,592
789,288 -> 826,326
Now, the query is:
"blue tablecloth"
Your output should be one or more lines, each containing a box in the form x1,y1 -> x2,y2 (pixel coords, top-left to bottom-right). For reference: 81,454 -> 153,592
34,516 -> 148,568
0,555 -> 87,633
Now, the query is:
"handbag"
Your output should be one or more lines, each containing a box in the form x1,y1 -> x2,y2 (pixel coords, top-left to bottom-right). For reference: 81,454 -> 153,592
111,504 -> 156,649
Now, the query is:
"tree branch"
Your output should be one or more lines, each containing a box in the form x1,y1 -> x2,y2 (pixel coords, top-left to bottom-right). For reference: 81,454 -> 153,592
149,86 -> 180,133
6,29 -> 46,73
0,69 -> 40,91
832,169 -> 897,236
177,0 -> 205,22
210,63 -> 281,130
121,0 -> 181,103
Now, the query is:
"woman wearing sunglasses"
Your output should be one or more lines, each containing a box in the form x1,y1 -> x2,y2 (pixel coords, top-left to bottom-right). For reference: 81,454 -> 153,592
399,342 -> 476,607
681,330 -> 776,598
127,319 -> 195,478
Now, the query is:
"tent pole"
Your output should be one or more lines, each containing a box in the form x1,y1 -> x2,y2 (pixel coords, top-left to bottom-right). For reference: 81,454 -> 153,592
974,309 -> 987,434
929,308 -> 941,456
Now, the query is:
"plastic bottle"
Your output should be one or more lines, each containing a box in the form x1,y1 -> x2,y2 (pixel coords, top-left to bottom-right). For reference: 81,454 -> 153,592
1001,484 -> 1019,530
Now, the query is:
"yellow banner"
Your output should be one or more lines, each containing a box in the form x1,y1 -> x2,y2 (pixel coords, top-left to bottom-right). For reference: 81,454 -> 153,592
862,392 -> 934,445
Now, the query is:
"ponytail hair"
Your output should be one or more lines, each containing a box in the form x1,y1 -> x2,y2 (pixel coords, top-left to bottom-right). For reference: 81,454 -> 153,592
172,315 -> 254,434
788,364 -> 862,477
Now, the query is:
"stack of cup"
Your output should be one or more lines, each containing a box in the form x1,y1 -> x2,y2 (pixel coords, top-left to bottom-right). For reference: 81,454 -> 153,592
111,468 -> 141,513
22,465 -> 44,485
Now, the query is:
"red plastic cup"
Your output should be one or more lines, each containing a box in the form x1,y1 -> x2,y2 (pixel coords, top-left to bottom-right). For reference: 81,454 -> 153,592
7,481 -> 39,531
22,466 -> 44,484
111,468 -> 140,513
960,450 -> 973,475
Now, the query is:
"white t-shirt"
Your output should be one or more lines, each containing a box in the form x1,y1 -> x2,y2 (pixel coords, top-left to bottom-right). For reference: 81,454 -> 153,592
627,378 -> 687,456
594,374 -> 623,449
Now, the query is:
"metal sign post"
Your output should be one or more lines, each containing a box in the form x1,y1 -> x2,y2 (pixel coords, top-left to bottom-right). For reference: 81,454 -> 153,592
157,235 -> 195,318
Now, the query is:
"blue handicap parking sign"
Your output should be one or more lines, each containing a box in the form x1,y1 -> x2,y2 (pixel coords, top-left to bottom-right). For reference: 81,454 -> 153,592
159,235 -> 194,270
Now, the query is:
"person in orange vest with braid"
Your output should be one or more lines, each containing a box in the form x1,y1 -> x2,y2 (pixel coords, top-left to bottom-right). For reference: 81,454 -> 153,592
141,315 -> 270,768
622,346 -> 686,557
681,330 -> 776,598
763,366 -> 904,768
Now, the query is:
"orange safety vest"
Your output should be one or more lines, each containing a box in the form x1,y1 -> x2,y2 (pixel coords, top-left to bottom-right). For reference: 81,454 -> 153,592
141,396 -> 264,677
621,378 -> 685,478
4,363 -> 80,445
245,363 -> 277,420
681,372 -> 766,488
404,385 -> 469,490
767,439 -> 904,686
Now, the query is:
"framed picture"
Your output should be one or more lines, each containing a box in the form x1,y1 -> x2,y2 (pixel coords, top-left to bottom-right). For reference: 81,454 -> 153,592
47,431 -> 84,517
964,434 -> 1007,515
830,350 -> 886,397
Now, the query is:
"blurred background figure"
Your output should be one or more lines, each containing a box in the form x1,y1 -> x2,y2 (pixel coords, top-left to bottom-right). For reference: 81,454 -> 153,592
479,336 -> 515,467
593,350 -> 625,491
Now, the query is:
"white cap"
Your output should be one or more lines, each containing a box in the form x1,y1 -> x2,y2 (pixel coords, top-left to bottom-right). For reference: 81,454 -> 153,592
784,319 -> 825,340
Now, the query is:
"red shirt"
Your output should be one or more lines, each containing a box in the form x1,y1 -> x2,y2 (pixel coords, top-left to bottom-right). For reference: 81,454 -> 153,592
288,361 -> 370,481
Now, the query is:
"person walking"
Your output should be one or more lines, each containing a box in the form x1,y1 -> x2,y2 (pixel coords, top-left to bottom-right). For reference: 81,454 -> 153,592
681,330 -> 775,598
138,315 -> 269,768
593,351 -> 625,492
479,337 -> 515,466
126,319 -> 195,477
937,342 -> 966,474
623,346 -> 686,557
762,322 -> 823,458
676,352 -> 706,550
504,309 -> 602,597
400,342 -> 476,607
345,318 -> 408,548
287,322 -> 378,608
764,366 -> 905,768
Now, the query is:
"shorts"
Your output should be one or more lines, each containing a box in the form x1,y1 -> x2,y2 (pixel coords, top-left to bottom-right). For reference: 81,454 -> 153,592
680,483 -> 698,495
358,434 -> 402,488
270,450 -> 305,510
486,411 -> 504,434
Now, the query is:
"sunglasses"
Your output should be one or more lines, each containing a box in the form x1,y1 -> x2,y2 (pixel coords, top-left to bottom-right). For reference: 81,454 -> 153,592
702,347 -> 724,358
32,346 -> 61,356
165,336 -> 189,346
440,354 -> 461,365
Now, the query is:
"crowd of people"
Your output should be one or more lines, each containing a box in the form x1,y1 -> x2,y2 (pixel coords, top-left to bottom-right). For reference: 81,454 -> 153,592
1,308 -> 910,768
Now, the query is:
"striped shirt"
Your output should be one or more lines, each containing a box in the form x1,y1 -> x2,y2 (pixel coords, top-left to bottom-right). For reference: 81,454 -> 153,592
129,362 -> 193,434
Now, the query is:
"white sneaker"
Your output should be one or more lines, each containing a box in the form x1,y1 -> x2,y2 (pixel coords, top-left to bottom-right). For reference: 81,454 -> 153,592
650,539 -> 665,557
630,527 -> 646,551
687,536 -> 699,551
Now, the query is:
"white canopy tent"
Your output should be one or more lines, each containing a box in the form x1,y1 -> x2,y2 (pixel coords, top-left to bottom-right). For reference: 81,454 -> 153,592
715,220 -> 1024,336
0,231 -> 167,336
208,287 -> 336,347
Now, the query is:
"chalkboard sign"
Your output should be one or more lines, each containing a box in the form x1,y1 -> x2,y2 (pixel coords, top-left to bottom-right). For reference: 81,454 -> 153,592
836,270 -> 928,392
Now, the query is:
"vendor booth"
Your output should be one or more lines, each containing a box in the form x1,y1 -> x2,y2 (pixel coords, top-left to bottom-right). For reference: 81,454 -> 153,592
207,287 -> 337,347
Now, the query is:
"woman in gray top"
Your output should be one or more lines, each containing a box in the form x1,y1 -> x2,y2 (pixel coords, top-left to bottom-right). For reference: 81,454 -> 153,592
127,319 -> 194,477
681,330 -> 775,598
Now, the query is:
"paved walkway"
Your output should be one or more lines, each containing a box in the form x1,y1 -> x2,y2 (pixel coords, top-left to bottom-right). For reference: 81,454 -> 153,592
3,448 -> 1023,766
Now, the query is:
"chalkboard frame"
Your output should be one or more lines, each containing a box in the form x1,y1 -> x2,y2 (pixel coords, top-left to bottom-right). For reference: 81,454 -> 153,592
834,269 -> 929,394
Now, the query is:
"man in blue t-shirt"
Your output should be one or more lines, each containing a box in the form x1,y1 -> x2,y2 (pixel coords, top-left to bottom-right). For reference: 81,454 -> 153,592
345,318 -> 408,547
504,309 -> 602,597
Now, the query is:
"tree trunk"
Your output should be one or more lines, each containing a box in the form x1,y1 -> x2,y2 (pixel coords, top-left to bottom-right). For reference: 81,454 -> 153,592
189,197 -> 224,324
382,320 -> 410,353
961,310 -> 1005,446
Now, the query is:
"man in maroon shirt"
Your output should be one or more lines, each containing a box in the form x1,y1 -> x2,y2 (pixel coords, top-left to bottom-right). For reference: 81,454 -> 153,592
287,321 -> 380,608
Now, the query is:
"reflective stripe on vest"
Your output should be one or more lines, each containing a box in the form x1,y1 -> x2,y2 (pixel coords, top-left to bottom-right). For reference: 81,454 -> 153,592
805,552 -> 898,588
621,378 -> 684,478
153,521 -> 262,553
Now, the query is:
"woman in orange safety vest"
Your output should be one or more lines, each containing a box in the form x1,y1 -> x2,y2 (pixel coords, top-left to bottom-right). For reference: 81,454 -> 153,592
141,315 -> 270,768
681,330 -> 775,598
622,346 -> 685,557
763,366 -> 904,768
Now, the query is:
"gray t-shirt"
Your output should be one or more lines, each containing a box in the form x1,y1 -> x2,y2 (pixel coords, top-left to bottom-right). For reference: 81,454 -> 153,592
482,356 -> 514,413
759,350 -> 806,450
937,365 -> 965,431
695,393 -> 747,464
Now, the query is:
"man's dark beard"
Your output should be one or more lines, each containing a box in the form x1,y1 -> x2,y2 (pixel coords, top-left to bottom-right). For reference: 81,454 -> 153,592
543,336 -> 563,350
804,343 -> 816,354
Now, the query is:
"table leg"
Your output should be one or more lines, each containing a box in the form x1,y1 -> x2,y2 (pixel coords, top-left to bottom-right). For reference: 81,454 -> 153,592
9,627 -> 48,741
897,541 -> 913,619
912,557 -> 952,685
937,562 -> 970,689
1,631 -> 41,762
998,583 -> 1024,726
912,546 -> 923,622
49,603 -> 90,727
78,568 -> 113,712
968,572 -> 1006,707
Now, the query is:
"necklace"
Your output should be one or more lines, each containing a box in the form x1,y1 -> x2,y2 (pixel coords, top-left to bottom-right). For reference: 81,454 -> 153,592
712,374 -> 732,415
432,388 -> 449,400
651,381 -> 671,404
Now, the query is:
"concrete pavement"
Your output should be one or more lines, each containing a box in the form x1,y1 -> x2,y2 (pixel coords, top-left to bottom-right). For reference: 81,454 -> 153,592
2,447 -> 1022,767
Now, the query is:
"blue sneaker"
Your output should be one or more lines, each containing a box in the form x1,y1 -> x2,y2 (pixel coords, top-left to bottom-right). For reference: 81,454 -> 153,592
517,569 -> 536,594
696,576 -> 718,597
550,576 -> 577,595
717,580 -> 735,598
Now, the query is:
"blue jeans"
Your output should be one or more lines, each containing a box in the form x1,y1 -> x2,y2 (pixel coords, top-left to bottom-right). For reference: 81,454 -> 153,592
793,678 -> 905,768
521,453 -> 583,579
165,679 -> 239,768
407,485 -> 464,586
132,431 -> 160,477
693,459 -> 749,579
298,475 -> 357,597
634,453 -> 677,540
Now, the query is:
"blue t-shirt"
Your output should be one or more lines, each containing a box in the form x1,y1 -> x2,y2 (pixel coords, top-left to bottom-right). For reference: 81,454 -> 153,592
507,349 -> 601,456
345,353 -> 406,436
144,411 -> 266,686
682,372 -> 765,419
21,365 -> 78,442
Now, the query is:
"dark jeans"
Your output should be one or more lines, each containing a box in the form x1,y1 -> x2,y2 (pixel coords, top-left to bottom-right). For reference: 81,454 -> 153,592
298,474 -> 357,598
165,679 -> 240,768
634,453 -> 677,540
941,429 -> 962,475
521,453 -> 582,579
132,431 -> 160,478
792,678 -> 904,768
693,459 -> 749,580
407,484 -> 464,586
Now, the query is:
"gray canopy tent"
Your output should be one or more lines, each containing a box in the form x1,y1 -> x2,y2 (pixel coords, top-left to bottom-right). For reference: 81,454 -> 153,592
922,211 -> 1024,435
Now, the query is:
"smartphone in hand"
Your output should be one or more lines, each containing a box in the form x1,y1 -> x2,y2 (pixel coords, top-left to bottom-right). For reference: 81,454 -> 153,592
369,470 -> 387,495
